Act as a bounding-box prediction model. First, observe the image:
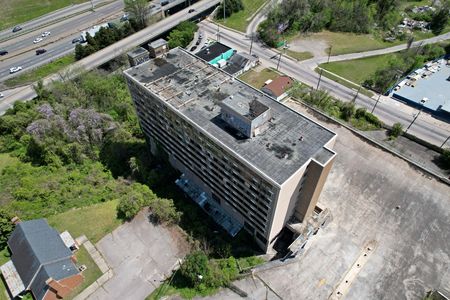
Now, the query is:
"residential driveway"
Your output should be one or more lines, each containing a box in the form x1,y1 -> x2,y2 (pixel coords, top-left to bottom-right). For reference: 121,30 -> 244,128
203,102 -> 450,300
88,210 -> 189,300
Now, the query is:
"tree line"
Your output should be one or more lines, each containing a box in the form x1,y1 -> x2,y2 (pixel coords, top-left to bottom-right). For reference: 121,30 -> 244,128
259,0 -> 450,47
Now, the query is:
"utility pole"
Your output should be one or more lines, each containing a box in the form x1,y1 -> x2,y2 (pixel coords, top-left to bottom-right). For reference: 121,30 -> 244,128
327,45 -> 333,64
405,109 -> 422,133
440,135 -> 450,148
371,93 -> 381,113
316,68 -> 323,90
276,52 -> 282,70
352,85 -> 361,103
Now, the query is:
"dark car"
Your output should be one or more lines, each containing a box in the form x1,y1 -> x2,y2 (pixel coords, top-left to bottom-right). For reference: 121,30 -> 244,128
36,49 -> 47,55
72,37 -> 82,44
190,46 -> 197,52
0,50 -> 8,56
188,9 -> 195,13
12,26 -> 22,33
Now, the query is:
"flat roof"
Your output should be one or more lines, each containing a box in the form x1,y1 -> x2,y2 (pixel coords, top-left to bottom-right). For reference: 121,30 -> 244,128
124,48 -> 336,184
128,47 -> 148,58
195,42 -> 231,62
149,38 -> 167,49
393,59 -> 450,112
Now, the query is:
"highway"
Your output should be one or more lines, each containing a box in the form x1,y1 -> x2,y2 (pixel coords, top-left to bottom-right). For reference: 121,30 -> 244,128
0,0 -> 190,82
0,0 -> 220,113
201,21 -> 450,147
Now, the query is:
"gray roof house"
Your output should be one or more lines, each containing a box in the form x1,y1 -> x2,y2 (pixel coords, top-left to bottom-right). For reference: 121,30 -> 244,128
1,219 -> 83,300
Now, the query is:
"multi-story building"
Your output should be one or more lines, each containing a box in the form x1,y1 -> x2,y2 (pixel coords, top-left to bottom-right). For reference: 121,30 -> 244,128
124,48 -> 337,252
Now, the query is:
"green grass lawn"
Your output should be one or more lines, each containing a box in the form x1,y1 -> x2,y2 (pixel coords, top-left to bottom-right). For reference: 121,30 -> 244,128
238,68 -> 280,89
0,0 -> 86,30
320,54 -> 397,85
217,0 -> 268,32
4,54 -> 75,87
65,246 -> 102,300
285,49 -> 314,61
48,199 -> 121,243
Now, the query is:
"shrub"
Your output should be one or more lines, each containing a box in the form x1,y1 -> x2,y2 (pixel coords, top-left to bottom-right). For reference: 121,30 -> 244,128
149,198 -> 181,225
340,102 -> 355,121
390,122 -> 403,139
180,251 -> 211,288
440,149 -> 450,170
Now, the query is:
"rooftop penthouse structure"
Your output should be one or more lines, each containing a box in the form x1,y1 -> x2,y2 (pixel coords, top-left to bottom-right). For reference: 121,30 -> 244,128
124,48 -> 337,251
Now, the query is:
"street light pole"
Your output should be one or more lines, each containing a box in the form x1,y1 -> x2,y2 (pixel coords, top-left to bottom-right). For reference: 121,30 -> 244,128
371,92 -> 381,113
405,109 -> 422,133
352,85 -> 361,103
249,33 -> 254,55
316,68 -> 323,90
440,135 -> 450,149
276,52 -> 282,70
90,0 -> 94,11
327,45 -> 332,64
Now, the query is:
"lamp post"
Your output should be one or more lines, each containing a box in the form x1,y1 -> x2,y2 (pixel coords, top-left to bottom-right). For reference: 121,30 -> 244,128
316,68 -> 323,90
90,0 -> 94,11
327,45 -> 332,64
371,92 -> 381,113
405,109 -> 422,133
441,135 -> 450,149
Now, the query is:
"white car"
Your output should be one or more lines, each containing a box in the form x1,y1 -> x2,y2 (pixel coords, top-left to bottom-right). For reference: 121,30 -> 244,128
0,92 -> 4,98
33,37 -> 43,44
9,66 -> 23,74
41,31 -> 51,37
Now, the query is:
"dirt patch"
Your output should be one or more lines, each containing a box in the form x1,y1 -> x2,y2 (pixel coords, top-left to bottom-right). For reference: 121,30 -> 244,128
288,34 -> 329,58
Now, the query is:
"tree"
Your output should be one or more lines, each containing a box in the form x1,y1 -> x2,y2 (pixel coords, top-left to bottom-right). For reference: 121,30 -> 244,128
149,198 -> 181,225
0,209 -> 14,249
217,0 -> 244,19
180,251 -> 211,288
390,122 -> 403,139
430,2 -> 449,34
124,0 -> 148,30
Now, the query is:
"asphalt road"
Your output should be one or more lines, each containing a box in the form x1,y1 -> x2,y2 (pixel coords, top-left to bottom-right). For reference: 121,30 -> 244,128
201,21 -> 450,147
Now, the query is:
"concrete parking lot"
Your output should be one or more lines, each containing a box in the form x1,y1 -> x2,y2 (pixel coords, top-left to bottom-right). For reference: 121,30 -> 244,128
203,102 -> 450,300
87,210 -> 190,300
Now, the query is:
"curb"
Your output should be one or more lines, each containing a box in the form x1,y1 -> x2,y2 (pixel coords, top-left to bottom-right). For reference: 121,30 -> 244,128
286,98 -> 450,186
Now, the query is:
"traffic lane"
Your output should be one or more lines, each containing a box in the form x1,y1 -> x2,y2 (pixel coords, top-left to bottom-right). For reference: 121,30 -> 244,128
0,0 -> 114,41
0,35 -> 78,81
0,1 -> 124,55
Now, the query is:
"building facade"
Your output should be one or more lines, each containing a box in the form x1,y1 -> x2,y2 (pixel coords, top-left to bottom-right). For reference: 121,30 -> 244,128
124,48 -> 336,252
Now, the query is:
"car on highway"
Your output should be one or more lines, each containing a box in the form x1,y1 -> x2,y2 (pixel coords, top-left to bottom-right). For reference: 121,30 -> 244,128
0,50 -> 8,56
33,37 -> 43,44
72,37 -> 82,44
9,66 -> 23,74
36,49 -> 47,55
188,8 -> 196,13
41,31 -> 51,37
12,26 -> 22,33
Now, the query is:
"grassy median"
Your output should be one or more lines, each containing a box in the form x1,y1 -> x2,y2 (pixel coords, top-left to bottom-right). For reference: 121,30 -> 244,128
4,54 -> 75,88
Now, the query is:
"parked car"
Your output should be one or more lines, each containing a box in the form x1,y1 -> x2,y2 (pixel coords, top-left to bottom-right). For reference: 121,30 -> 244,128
72,37 -> 82,44
9,66 -> 23,74
36,49 -> 47,55
33,37 -> 43,44
195,40 -> 200,46
0,92 -> 4,99
12,26 -> 22,33
41,31 -> 51,37
188,9 -> 195,13
190,46 -> 197,52
120,14 -> 129,22
0,50 -> 8,56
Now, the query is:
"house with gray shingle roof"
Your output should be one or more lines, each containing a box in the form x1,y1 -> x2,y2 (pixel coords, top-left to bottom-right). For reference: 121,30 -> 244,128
0,219 -> 83,300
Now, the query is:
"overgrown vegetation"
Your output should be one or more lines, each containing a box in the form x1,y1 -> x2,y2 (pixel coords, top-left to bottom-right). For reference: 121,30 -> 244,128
390,122 -> 404,139
150,251 -> 264,299
439,149 -> 450,170
216,0 -> 245,19
75,24 -> 135,60
167,21 -> 198,49
258,0 -> 450,47
290,83 -> 382,130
